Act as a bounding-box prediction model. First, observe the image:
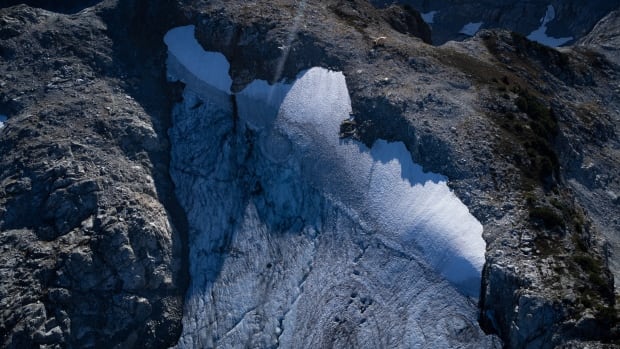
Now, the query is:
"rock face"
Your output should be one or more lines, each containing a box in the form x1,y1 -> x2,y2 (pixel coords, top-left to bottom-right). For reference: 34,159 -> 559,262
0,1 -> 188,348
372,0 -> 620,45
1,0 -> 619,348
578,9 -> 620,65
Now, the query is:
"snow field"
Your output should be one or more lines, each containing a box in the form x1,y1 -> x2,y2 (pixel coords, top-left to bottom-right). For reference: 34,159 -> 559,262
459,22 -> 484,36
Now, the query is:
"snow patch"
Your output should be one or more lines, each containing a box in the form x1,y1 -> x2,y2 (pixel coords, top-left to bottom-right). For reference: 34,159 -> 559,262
237,79 -> 291,130
527,5 -> 573,47
459,22 -> 483,36
0,114 -> 6,130
164,25 -> 232,93
421,10 -> 438,24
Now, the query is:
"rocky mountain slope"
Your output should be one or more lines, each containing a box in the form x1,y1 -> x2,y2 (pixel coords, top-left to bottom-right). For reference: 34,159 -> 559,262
0,1 -> 188,347
372,0 -> 620,45
1,0 -> 619,348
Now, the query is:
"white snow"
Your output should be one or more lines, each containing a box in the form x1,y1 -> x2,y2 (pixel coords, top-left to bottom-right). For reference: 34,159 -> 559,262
527,5 -> 573,47
271,68 -> 485,293
165,26 -> 493,348
164,25 -> 232,93
0,114 -> 6,130
421,10 -> 438,24
459,22 -> 483,36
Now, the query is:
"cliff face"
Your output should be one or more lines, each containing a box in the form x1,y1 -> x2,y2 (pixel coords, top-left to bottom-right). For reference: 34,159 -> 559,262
0,1 -> 188,347
0,0 -> 619,348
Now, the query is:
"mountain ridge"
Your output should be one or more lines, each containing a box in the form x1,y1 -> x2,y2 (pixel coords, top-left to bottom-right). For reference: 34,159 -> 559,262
0,0 -> 618,347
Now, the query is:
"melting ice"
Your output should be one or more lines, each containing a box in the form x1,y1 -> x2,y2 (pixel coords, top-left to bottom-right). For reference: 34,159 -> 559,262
165,25 -> 495,348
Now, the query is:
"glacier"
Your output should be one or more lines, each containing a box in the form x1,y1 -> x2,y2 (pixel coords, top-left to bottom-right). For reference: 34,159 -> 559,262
165,25 -> 497,348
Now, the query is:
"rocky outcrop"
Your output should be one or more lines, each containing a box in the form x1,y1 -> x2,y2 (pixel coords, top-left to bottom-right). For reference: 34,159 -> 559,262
0,2 -> 188,347
372,0 -> 620,45
578,9 -> 620,65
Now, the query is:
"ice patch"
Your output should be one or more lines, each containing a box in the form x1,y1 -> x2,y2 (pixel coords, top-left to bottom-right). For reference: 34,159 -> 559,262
164,26 -> 486,295
165,25 -> 494,348
459,22 -> 483,36
0,114 -> 6,130
421,10 -> 438,24
527,5 -> 573,47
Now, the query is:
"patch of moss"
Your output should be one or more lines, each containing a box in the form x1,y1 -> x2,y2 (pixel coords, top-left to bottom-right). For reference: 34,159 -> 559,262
492,89 -> 560,190
434,48 -> 507,86
595,303 -> 618,326
483,31 -> 574,84
529,206 -> 564,230
534,235 -> 561,256
515,91 -> 558,138
575,254 -> 609,291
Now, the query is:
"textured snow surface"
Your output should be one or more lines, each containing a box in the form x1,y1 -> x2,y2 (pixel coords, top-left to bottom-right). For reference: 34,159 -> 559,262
459,22 -> 483,36
166,26 -> 496,349
527,5 -> 573,47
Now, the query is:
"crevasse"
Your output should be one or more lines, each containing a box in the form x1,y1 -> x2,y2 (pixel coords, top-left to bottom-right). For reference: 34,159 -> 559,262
165,25 -> 496,348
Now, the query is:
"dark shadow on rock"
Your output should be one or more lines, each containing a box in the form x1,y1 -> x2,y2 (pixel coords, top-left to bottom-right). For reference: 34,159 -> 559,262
94,0 -> 191,346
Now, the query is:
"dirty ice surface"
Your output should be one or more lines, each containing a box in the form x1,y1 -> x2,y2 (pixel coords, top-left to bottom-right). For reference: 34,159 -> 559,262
165,25 -> 492,348
527,5 -> 573,46
165,24 -> 486,296
459,21 -> 483,36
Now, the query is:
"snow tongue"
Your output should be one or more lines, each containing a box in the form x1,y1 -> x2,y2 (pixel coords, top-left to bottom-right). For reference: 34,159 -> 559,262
165,25 -> 495,348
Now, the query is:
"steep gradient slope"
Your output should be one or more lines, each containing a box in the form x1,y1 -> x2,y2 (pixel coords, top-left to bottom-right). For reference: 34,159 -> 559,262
372,0 -> 620,45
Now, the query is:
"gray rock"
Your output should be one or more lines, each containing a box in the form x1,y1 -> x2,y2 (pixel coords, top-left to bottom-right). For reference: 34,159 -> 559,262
0,2 -> 187,348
